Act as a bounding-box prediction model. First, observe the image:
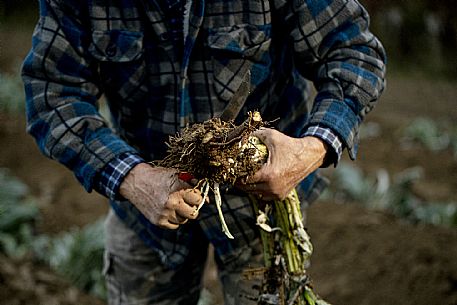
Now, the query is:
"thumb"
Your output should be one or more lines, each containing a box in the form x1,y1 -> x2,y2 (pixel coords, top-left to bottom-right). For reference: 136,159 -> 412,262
252,127 -> 271,145
245,170 -> 263,184
246,128 -> 277,184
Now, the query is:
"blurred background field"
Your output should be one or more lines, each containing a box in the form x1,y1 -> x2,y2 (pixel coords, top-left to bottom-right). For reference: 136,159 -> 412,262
1,1 -> 457,305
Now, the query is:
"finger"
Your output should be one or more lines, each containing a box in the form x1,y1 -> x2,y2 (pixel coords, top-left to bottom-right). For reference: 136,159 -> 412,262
168,213 -> 189,225
243,160 -> 270,185
169,195 -> 199,220
157,217 -> 179,230
248,182 -> 270,192
256,184 -> 291,201
181,189 -> 203,206
167,191 -> 198,218
175,199 -> 199,220
239,182 -> 283,201
252,128 -> 274,145
245,170 -> 264,184
176,215 -> 189,224
236,180 -> 258,193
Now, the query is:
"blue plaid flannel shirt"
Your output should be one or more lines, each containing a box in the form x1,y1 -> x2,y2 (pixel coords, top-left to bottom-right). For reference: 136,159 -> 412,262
22,0 -> 386,268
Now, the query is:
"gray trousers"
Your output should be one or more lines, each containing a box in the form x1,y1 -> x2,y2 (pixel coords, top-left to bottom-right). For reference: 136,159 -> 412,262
103,210 -> 264,305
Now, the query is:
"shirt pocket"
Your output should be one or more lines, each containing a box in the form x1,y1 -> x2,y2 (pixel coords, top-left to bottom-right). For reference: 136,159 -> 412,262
89,30 -> 144,62
207,25 -> 272,103
88,30 -> 146,104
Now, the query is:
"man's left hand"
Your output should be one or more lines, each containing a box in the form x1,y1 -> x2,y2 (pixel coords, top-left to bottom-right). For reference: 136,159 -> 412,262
240,128 -> 328,201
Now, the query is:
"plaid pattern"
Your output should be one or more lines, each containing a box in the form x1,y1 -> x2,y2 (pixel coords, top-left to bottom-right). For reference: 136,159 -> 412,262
305,124 -> 343,166
22,0 -> 386,268
97,152 -> 144,200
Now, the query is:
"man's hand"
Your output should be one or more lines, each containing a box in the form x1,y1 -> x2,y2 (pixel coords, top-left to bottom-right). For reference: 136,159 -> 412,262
119,163 -> 203,229
240,128 -> 328,201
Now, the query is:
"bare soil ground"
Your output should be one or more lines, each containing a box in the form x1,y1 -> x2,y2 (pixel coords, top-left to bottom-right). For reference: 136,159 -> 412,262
0,254 -> 105,305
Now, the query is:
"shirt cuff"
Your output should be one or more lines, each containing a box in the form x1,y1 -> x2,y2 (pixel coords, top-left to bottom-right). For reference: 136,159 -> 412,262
303,125 -> 343,167
95,152 -> 145,200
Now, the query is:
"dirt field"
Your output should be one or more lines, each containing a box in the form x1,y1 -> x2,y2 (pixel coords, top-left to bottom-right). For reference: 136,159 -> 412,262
0,253 -> 105,305
1,13 -> 457,305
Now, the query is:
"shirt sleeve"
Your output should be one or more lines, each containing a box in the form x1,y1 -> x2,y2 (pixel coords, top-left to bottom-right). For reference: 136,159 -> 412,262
21,0 -> 140,193
95,152 -> 145,200
303,125 -> 343,167
277,0 -> 387,160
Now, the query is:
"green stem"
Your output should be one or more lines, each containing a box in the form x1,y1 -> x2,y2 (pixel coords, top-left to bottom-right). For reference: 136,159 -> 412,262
251,197 -> 273,268
256,191 -> 330,305
285,198 -> 295,229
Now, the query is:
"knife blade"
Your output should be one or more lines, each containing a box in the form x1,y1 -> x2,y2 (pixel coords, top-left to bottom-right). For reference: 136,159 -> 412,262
218,70 -> 251,122
179,70 -> 251,183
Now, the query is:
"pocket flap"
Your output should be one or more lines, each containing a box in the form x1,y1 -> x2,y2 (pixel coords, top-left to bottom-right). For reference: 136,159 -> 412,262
208,25 -> 270,58
89,30 -> 144,62
208,25 -> 271,102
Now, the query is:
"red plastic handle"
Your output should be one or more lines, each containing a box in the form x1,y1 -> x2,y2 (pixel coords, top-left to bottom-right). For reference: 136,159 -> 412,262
178,172 -> 194,183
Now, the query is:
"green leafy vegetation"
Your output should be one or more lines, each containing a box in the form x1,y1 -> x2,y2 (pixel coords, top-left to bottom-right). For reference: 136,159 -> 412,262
35,221 -> 106,298
328,162 -> 457,227
0,168 -> 38,258
401,118 -> 456,153
0,168 -> 106,298
0,69 -> 25,114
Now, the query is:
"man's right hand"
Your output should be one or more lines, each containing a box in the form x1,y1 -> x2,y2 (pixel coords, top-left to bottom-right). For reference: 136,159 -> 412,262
119,163 -> 203,229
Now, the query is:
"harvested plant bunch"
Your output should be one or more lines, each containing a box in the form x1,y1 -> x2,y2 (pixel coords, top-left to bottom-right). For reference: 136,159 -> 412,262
159,111 -> 266,184
158,111 -> 329,304
158,111 -> 267,238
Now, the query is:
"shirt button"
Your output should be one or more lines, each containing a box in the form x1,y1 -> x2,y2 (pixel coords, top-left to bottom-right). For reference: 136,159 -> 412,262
159,32 -> 170,41
105,43 -> 117,57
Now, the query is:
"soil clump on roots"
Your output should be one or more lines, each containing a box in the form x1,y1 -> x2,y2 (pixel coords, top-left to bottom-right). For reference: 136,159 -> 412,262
158,111 -> 267,185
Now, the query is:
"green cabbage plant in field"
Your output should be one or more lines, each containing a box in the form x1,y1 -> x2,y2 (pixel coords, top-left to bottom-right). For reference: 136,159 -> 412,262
402,117 -> 457,156
0,168 -> 38,257
36,220 -> 106,299
0,70 -> 25,114
330,162 -> 457,227
0,168 -> 106,298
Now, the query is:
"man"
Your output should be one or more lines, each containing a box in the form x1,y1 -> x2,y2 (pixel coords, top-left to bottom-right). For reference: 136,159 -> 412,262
22,0 -> 386,304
